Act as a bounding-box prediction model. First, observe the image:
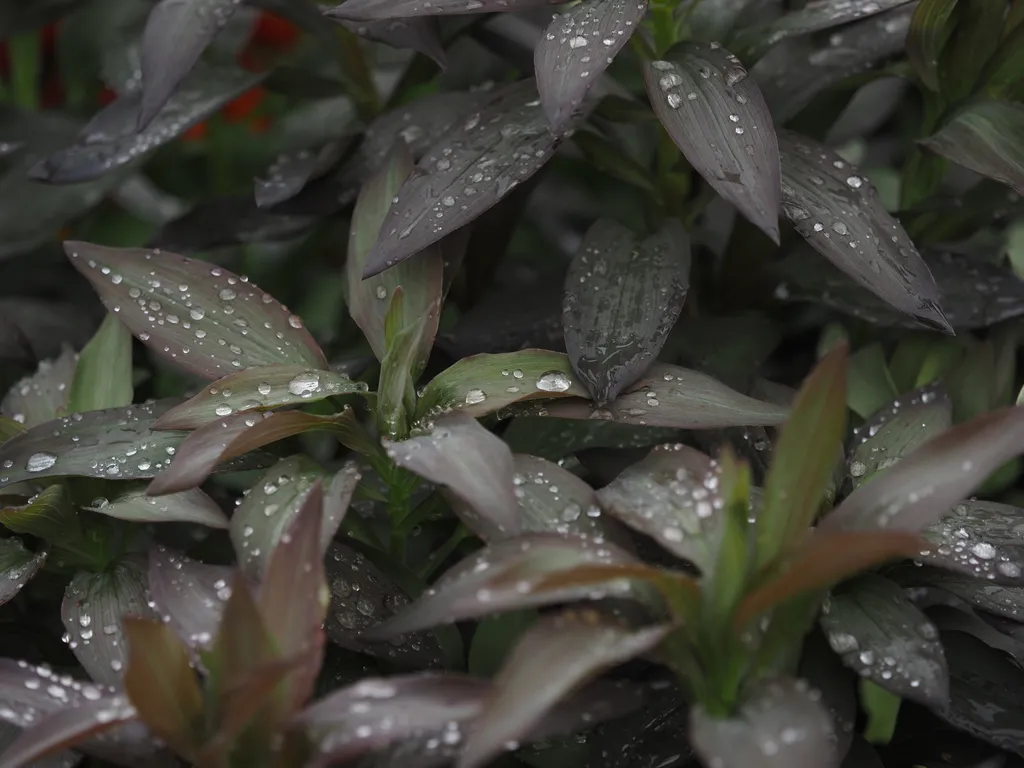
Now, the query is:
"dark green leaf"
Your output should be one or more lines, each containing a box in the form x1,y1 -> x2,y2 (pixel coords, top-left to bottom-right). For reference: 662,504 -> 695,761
467,610 -> 538,678
377,289 -> 427,439
147,546 -> 234,650
937,0 -> 1006,101
920,499 -> 1024,584
859,680 -> 900,745
0,484 -> 81,548
1,347 -> 77,428
87,487 -> 228,528
0,538 -> 45,606
562,218 -> 691,404
66,314 -> 133,414
846,344 -> 899,421
906,0 -> 958,91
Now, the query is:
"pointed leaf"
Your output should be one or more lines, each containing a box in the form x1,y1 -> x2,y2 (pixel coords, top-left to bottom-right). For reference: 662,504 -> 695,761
153,365 -> 367,430
138,0 -> 242,130
920,499 -> 1024,584
330,16 -> 448,69
327,0 -> 562,20
255,141 -> 347,209
690,677 -> 838,768
122,617 -> 204,760
535,0 -> 648,133
778,131 -> 949,332
88,486 -> 228,528
347,141 -> 443,370
562,218 -> 690,404
210,578 -> 277,701
1,348 -> 77,428
0,538 -> 45,606
820,575 -> 948,706
384,413 -> 520,540
66,314 -> 133,414
921,100 -> 1024,196
362,81 -> 565,278
512,454 -> 608,538
907,0 -> 959,91
823,406 -> 1024,533
458,611 -> 669,768
64,242 -> 327,380
147,546 -> 234,650
377,290 -> 428,439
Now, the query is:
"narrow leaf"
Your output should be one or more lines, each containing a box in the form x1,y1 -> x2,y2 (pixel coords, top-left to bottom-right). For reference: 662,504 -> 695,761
920,499 -> 1024,584
377,289 -> 427,439
562,218 -> 691,404
87,486 -> 228,528
66,314 -> 133,414
0,538 -> 45,606
907,0 -> 959,91
330,17 -> 448,69
148,546 -> 234,650
1,347 -> 77,428
65,242 -> 327,380
644,47 -> 781,242
255,141 -> 347,209
326,0 -> 563,21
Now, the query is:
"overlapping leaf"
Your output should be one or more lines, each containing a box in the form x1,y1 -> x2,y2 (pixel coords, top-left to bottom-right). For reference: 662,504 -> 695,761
86,487 -> 229,528
66,314 -> 133,414
920,499 -> 1024,584
147,546 -> 234,650
644,47 -> 780,242
0,347 -> 77,428
328,16 -> 448,68
512,454 -> 608,538
0,539 -> 45,606
254,141 -> 347,209
326,0 -> 562,21
906,0 -> 959,91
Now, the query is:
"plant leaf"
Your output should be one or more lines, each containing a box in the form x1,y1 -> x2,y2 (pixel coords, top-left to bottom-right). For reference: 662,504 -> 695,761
1,347 -> 77,428
822,406 -> 1024,533
820,575 -> 948,706
512,454 -> 608,538
255,141 -> 348,210
906,0 -> 958,91
458,611 -> 669,768
87,486 -> 228,528
0,538 -> 45,606
778,131 -> 950,333
330,16 -> 448,69
384,413 -> 520,541
326,0 -> 563,21
362,81 -> 564,278
644,47 -> 780,243
122,617 -> 204,761
153,365 -> 366,430
66,314 -> 133,414
0,485 -> 81,550
64,241 -> 327,380
535,0 -> 648,133
562,218 -> 690,404
690,676 -> 838,768
347,140 -> 443,372
377,289 -> 427,439
147,546 -> 234,650
920,100 -> 1024,196
62,560 -> 156,687
919,499 -> 1024,584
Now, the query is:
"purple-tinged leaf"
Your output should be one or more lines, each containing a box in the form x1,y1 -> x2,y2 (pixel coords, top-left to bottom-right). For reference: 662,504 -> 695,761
920,100 -> 1024,196
86,487 -> 228,528
153,365 -> 367,430
64,242 -> 327,380
535,0 -> 648,133
384,413 -> 520,541
596,443 -> 723,572
1,347 -> 77,428
0,725 -> 75,768
821,575 -> 948,706
362,81 -> 564,278
0,660 -> 117,728
920,500 -> 1024,584
822,406 -> 1024,533
365,532 -> 640,638
255,141 -> 347,209
347,141 -> 443,373
0,539 -> 45,606
691,676 -> 838,768
563,219 -> 690,404
417,350 -> 587,422
458,611 -> 669,768
329,16 -> 448,68
147,546 -> 234,650
778,131 -> 950,333
512,454 -> 607,538
848,385 -> 952,489
138,0 -> 241,129
66,314 -> 133,415
326,0 -> 562,21
644,46 -> 781,243
62,560 -> 156,687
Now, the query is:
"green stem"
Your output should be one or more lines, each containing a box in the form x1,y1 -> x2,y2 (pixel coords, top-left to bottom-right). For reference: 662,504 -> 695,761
419,525 -> 470,580
8,32 -> 41,111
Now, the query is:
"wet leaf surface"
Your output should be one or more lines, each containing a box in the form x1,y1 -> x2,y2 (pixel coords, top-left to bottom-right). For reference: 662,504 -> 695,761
512,454 -> 609,538
907,567 -> 1024,621
329,16 -> 448,69
0,538 -> 45,607
820,575 -> 948,706
86,486 -> 228,528
0,347 -> 77,429
147,546 -> 234,650
644,46 -> 780,242
326,0 -> 562,20
254,141 -> 347,209
920,500 -> 1024,584
563,219 -> 690,404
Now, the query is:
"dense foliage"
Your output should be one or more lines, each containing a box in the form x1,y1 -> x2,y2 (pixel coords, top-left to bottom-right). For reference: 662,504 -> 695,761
1,0 -> 1024,767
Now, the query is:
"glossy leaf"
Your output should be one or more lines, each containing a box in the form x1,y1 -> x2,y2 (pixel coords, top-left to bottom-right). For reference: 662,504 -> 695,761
920,100 -> 1024,196
330,16 -> 448,68
644,48 -> 780,243
778,131 -> 950,333
326,0 -> 562,21
255,141 -> 347,209
562,218 -> 690,404
0,538 -> 45,606
62,560 -> 156,686
87,487 -> 229,528
821,575 -> 948,706
459,611 -> 670,768
691,677 -> 838,768
362,81 -> 564,278
347,141 -> 443,372
535,0 -> 648,133
122,617 -> 204,760
1,347 -> 77,428
908,567 -> 1024,621
64,242 -> 327,380
147,546 -> 234,650
822,406 -> 1024,533
920,499 -> 1024,584
512,454 -> 608,538
385,413 -> 520,540
907,0 -> 958,91
153,365 -> 366,430
757,344 -> 848,568
66,314 -> 133,414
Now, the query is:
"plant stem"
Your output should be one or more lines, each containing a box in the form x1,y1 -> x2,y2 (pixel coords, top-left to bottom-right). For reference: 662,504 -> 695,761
8,33 -> 41,111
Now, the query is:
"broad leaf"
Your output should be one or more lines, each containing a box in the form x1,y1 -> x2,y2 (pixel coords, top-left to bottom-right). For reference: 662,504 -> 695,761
66,314 -> 133,414
62,560 -> 156,686
821,406 -> 1024,532
778,131 -> 949,332
644,47 -> 780,242
907,0 -> 958,91
385,413 -> 520,540
0,538 -> 45,606
920,499 -> 1024,584
535,0 -> 648,133
153,365 -> 366,430
820,575 -> 948,706
362,81 -> 565,278
87,487 -> 229,528
1,347 -> 77,428
562,218 -> 690,404
64,242 -> 327,380
326,0 -> 563,21
147,546 -> 234,650
920,100 -> 1024,196
512,454 -> 608,538
906,567 -> 1024,621
690,677 -> 838,768
459,611 -> 669,768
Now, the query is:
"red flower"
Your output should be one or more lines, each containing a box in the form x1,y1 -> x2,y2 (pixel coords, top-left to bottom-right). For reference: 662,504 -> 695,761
222,86 -> 268,123
251,12 -> 300,49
